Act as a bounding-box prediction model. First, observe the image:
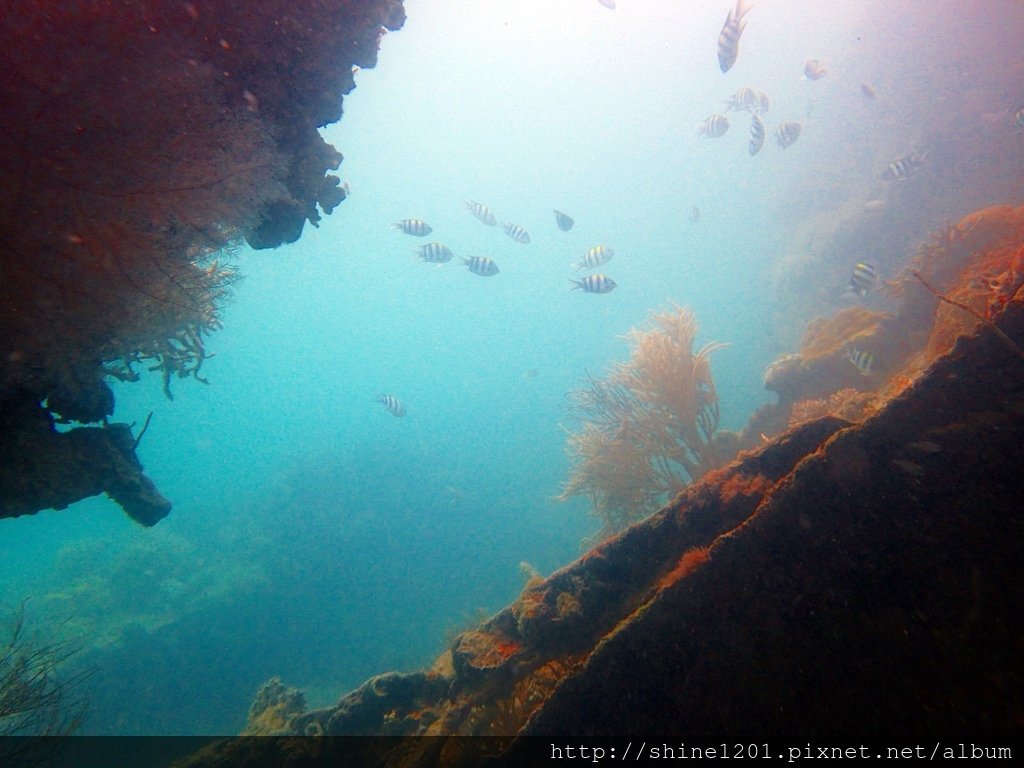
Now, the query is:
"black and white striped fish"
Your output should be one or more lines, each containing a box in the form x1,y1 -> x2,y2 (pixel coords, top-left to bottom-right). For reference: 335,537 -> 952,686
845,348 -> 875,375
573,245 -> 614,271
751,90 -> 770,115
465,200 -> 497,226
749,114 -> 765,155
725,87 -> 769,115
391,218 -> 432,236
717,0 -> 754,73
882,153 -> 925,181
415,242 -> 454,264
554,210 -> 575,231
724,86 -> 756,112
1015,107 -> 1024,131
848,262 -> 878,297
698,114 -> 730,138
502,222 -> 531,244
570,274 -> 617,294
775,121 -> 802,149
376,394 -> 406,417
463,255 -> 500,276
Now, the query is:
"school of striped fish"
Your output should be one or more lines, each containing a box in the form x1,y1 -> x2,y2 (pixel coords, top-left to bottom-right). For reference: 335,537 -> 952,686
380,0 -> 1024,417
383,199 -> 619,416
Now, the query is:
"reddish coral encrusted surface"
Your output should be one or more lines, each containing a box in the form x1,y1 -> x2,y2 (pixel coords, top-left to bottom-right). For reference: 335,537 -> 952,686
0,0 -> 405,522
187,302 -> 1024,768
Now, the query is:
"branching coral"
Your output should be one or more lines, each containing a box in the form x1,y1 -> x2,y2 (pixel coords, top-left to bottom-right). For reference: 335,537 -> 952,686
788,388 -> 876,430
898,205 -> 1024,362
0,0 -> 406,521
558,305 -> 728,538
0,605 -> 88,767
761,204 -> 1024,441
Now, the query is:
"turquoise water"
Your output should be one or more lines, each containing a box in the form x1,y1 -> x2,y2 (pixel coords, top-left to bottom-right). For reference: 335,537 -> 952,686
2,0 -> 1022,734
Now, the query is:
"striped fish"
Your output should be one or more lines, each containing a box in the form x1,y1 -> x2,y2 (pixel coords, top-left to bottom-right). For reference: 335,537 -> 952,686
751,90 -> 770,114
698,114 -> 730,138
573,245 -> 614,271
845,348 -> 875,375
724,87 -> 769,114
1015,107 -> 1024,130
849,262 -> 878,297
463,255 -> 500,276
717,0 -> 754,73
465,200 -> 497,226
724,86 -> 756,112
775,121 -> 802,149
882,153 -> 924,181
748,114 -> 765,156
554,210 -> 575,231
502,222 -> 531,244
391,219 -> 432,236
415,242 -> 454,264
571,274 -> 617,294
376,394 -> 406,417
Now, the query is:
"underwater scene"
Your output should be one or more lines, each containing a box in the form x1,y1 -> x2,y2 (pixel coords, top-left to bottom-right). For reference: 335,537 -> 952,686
2,0 -> 1024,760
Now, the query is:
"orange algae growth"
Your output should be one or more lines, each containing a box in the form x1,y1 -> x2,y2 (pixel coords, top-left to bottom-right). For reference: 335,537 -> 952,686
789,388 -> 876,429
714,472 -> 773,505
657,546 -> 711,590
882,203 -> 1024,375
800,306 -> 891,361
478,657 -> 582,737
493,640 -> 522,661
513,585 -> 549,626
558,305 -> 730,539
457,630 -> 523,671
555,591 -> 583,619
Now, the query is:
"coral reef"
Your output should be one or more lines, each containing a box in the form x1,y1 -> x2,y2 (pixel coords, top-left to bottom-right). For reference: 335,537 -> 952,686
557,305 -> 731,537
171,206 -> 1024,765
897,204 -> 1024,367
242,677 -> 307,736
35,528 -> 263,649
0,393 -> 170,526
758,203 -> 1024,440
179,262 -> 1024,767
0,0 -> 406,522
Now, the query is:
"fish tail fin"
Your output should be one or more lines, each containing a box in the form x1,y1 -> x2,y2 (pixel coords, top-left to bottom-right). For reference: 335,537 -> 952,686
569,279 -> 581,291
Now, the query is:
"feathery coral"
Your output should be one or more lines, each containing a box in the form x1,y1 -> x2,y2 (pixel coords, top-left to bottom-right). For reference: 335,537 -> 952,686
0,0 -> 407,521
558,305 -> 728,538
